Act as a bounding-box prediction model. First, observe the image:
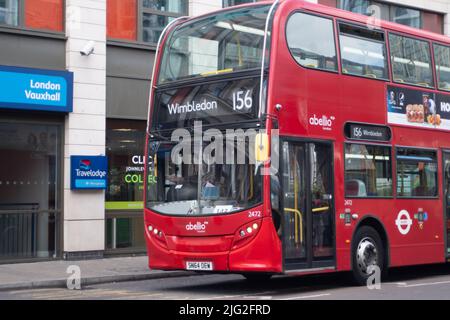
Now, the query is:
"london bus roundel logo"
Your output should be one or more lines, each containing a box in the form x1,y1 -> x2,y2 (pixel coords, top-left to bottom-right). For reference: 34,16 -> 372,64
395,210 -> 413,235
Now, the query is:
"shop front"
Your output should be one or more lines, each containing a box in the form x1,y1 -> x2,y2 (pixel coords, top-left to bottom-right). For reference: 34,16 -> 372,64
0,65 -> 73,263
105,119 -> 147,254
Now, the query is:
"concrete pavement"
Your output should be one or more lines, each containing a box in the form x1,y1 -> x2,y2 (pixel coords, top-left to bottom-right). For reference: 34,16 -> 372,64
0,256 -> 193,291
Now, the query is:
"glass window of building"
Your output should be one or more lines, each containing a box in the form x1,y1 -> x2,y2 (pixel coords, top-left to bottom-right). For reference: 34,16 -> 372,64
396,148 -> 438,198
223,0 -> 256,7
338,0 -> 423,30
339,23 -> 388,79
105,120 -> 147,253
0,122 -> 62,261
345,144 -> 393,198
434,43 -> 450,92
141,0 -> 187,44
286,12 -> 337,72
389,33 -> 434,88
0,0 -> 18,26
391,6 -> 421,29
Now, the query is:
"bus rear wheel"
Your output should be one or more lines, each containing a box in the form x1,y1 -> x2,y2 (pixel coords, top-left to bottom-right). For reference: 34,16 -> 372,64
242,273 -> 272,282
351,226 -> 385,286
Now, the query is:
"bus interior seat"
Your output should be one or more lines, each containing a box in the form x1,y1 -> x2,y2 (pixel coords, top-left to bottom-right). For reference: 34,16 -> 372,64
394,78 -> 404,83
345,180 -> 367,197
364,73 -> 377,79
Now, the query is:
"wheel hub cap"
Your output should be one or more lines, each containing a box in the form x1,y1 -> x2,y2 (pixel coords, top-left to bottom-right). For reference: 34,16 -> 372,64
356,237 -> 378,275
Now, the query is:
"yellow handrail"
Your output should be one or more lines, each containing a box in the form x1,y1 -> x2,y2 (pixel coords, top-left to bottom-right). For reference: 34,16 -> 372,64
285,208 -> 303,244
312,206 -> 330,213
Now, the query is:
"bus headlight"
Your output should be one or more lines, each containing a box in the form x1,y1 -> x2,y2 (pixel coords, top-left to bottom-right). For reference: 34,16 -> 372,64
232,220 -> 262,250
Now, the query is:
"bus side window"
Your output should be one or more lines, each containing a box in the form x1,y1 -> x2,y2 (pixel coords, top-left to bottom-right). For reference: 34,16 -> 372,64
434,43 -> 450,92
286,12 -> 338,72
389,33 -> 434,88
396,148 -> 438,198
338,23 -> 389,80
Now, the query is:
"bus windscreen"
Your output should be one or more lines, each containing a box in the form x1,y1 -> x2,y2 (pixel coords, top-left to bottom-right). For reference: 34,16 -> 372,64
157,5 -> 271,85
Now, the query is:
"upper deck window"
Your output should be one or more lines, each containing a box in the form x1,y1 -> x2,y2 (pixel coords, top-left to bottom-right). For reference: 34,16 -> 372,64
286,12 -> 337,72
389,33 -> 434,88
434,43 -> 450,92
158,5 -> 271,85
339,23 -> 388,80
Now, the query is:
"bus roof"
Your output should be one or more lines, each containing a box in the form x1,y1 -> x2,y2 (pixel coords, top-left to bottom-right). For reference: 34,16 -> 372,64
181,0 -> 449,45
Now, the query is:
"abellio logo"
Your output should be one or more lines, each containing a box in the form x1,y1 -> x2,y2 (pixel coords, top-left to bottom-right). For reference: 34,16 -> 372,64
309,114 -> 336,131
186,222 -> 208,233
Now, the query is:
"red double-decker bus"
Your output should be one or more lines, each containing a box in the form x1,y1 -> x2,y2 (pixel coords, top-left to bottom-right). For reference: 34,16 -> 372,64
144,0 -> 450,284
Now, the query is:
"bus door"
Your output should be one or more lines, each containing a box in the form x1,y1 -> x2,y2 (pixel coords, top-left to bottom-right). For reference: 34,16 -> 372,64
281,140 -> 335,270
444,151 -> 450,257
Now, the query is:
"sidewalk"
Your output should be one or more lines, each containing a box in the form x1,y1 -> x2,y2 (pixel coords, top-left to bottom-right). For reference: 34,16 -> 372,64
0,256 -> 194,291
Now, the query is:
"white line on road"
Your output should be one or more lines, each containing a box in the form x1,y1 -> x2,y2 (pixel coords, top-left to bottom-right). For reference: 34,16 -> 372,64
397,280 -> 450,288
281,293 -> 331,300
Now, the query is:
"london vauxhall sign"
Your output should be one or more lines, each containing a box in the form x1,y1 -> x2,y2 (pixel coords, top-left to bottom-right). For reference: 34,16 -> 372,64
0,65 -> 73,113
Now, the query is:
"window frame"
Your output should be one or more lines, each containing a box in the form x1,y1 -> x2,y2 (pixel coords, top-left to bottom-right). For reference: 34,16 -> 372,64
389,4 -> 422,30
432,42 -> 450,93
285,10 -> 339,75
223,0 -> 257,8
388,31 -> 436,90
395,146 -> 439,199
344,142 -> 394,199
138,0 -> 188,44
0,0 -> 65,37
337,20 -> 390,82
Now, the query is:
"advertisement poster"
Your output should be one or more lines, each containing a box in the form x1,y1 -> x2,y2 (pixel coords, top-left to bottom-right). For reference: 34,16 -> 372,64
387,85 -> 450,131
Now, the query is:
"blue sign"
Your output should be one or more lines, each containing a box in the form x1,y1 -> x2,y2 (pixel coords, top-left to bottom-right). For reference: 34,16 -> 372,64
71,156 -> 108,190
0,65 -> 73,113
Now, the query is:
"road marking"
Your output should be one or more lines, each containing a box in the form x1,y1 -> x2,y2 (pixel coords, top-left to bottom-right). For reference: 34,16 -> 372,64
397,280 -> 450,288
281,293 -> 331,300
195,291 -> 276,300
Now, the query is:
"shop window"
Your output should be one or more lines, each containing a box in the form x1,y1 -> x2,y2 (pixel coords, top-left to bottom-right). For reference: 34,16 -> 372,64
0,0 -> 18,26
396,148 -> 438,198
107,0 -> 137,40
25,0 -> 63,32
0,122 -> 62,261
106,216 -> 145,251
389,33 -> 434,88
339,23 -> 388,80
106,119 -> 147,209
223,0 -> 256,7
141,0 -> 187,44
434,43 -> 450,92
345,144 -> 393,198
105,119 -> 147,253
286,12 -> 337,72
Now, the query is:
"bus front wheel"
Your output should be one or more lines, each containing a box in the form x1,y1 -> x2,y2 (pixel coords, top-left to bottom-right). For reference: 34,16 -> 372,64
351,226 -> 385,286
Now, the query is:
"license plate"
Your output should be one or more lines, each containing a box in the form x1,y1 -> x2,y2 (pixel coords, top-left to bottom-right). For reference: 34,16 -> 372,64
186,261 -> 213,271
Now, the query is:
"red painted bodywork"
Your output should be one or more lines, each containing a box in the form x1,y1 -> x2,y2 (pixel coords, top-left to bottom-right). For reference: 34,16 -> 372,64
144,0 -> 450,275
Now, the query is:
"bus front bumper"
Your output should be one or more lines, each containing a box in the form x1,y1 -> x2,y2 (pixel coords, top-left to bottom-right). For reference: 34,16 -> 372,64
145,217 -> 283,274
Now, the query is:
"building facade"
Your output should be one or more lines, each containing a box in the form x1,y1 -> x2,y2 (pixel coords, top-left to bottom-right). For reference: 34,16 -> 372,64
0,0 -> 448,263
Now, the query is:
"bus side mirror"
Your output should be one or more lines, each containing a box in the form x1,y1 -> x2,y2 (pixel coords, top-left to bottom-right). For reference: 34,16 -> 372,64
255,133 -> 269,163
